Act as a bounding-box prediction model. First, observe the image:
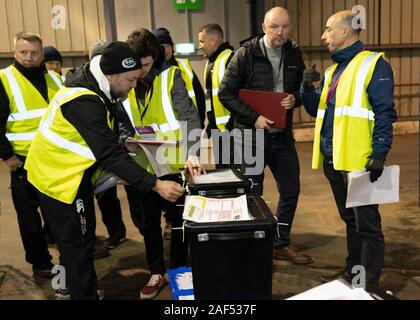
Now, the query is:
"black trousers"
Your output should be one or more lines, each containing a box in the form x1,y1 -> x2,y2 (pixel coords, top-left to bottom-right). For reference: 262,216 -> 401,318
37,174 -> 98,300
124,174 -> 187,275
236,130 -> 300,249
10,167 -> 51,267
96,186 -> 126,238
323,159 -> 385,285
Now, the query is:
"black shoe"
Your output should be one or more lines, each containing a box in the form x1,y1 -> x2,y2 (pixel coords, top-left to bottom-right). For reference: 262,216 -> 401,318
32,262 -> 55,279
320,270 -> 353,284
104,234 -> 126,249
93,243 -> 110,259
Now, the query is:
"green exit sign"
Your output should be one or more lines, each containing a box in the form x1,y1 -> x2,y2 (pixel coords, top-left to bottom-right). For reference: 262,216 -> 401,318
173,0 -> 201,10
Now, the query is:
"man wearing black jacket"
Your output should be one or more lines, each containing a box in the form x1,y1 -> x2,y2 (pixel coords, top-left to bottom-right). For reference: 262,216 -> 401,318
0,32 -> 62,278
219,7 -> 312,264
25,41 -> 184,299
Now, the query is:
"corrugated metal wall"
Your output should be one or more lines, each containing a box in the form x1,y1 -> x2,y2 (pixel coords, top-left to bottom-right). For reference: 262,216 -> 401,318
0,0 -> 106,68
0,0 -> 418,124
264,0 -> 420,124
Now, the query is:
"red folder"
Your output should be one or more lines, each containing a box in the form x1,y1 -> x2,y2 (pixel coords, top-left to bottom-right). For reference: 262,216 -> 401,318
239,89 -> 288,129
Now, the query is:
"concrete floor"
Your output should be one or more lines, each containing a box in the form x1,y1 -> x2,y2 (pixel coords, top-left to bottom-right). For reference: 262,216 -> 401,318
1,134 -> 419,300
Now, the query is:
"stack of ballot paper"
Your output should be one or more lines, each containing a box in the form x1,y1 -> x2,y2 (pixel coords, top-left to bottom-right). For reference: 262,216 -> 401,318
183,195 -> 252,223
346,165 -> 400,208
190,169 -> 243,184
287,280 -> 374,300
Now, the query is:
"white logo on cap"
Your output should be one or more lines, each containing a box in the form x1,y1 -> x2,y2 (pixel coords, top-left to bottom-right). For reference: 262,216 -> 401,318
122,57 -> 136,69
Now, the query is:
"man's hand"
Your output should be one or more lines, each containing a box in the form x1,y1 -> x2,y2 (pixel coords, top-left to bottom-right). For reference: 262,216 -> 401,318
255,115 -> 275,129
302,64 -> 321,88
281,94 -> 296,110
365,157 -> 385,183
153,179 -> 185,203
184,155 -> 206,176
4,154 -> 23,172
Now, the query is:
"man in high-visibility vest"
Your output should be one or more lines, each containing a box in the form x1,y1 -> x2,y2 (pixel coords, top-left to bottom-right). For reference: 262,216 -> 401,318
198,23 -> 235,167
25,41 -> 184,300
153,27 -> 207,241
125,28 -> 203,300
301,11 -> 397,287
0,32 -> 62,279
153,27 -> 206,128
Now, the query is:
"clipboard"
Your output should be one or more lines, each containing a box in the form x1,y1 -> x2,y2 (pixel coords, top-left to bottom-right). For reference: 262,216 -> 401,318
239,89 -> 288,128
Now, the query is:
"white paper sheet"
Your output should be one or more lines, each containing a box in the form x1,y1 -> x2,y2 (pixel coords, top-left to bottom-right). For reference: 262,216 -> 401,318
182,195 -> 251,223
190,169 -> 243,184
346,165 -> 400,208
287,280 -> 374,300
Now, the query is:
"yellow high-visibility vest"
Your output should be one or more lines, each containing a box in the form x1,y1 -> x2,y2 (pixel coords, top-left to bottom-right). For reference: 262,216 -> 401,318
312,50 -> 385,172
204,48 -> 233,132
25,87 -> 112,204
0,66 -> 63,156
176,57 -> 197,107
122,66 -> 185,175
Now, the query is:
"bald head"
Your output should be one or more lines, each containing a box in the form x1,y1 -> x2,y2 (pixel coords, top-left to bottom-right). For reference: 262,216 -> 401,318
330,10 -> 361,35
264,7 -> 289,24
262,7 -> 290,48
321,10 -> 361,53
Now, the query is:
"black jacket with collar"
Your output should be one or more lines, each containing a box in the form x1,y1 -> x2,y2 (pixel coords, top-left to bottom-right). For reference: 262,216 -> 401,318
218,35 -> 305,136
62,62 -> 156,195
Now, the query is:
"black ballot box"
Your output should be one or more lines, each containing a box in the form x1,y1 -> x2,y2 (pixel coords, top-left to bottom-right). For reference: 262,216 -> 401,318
185,168 -> 252,197
185,194 -> 276,300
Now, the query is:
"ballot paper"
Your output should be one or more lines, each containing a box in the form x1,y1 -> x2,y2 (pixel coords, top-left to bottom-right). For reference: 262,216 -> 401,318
190,169 -> 243,184
182,195 -> 252,223
287,280 -> 374,300
126,137 -> 181,178
346,165 -> 400,208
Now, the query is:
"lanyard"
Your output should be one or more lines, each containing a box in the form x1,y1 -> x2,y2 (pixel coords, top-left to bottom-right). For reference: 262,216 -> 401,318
326,47 -> 365,104
326,71 -> 343,104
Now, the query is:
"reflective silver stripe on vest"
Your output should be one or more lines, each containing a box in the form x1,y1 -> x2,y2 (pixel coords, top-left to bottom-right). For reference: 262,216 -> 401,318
6,132 -> 36,141
188,90 -> 196,99
177,58 -> 193,81
352,52 -> 381,110
8,108 -> 47,122
3,68 -> 26,113
160,69 -> 180,131
316,109 -> 326,119
218,51 -> 230,83
47,70 -> 63,89
335,106 -> 375,120
122,99 -> 136,129
39,87 -> 96,160
215,115 -> 230,125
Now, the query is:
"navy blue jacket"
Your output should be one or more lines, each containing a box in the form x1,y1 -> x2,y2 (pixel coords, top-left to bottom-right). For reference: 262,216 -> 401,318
300,41 -> 397,160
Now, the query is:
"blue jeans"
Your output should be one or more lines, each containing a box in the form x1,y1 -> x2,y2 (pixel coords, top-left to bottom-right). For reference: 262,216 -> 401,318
235,130 -> 300,248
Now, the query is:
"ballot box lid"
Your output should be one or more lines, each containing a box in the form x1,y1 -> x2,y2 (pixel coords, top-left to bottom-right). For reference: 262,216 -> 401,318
185,168 -> 252,197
